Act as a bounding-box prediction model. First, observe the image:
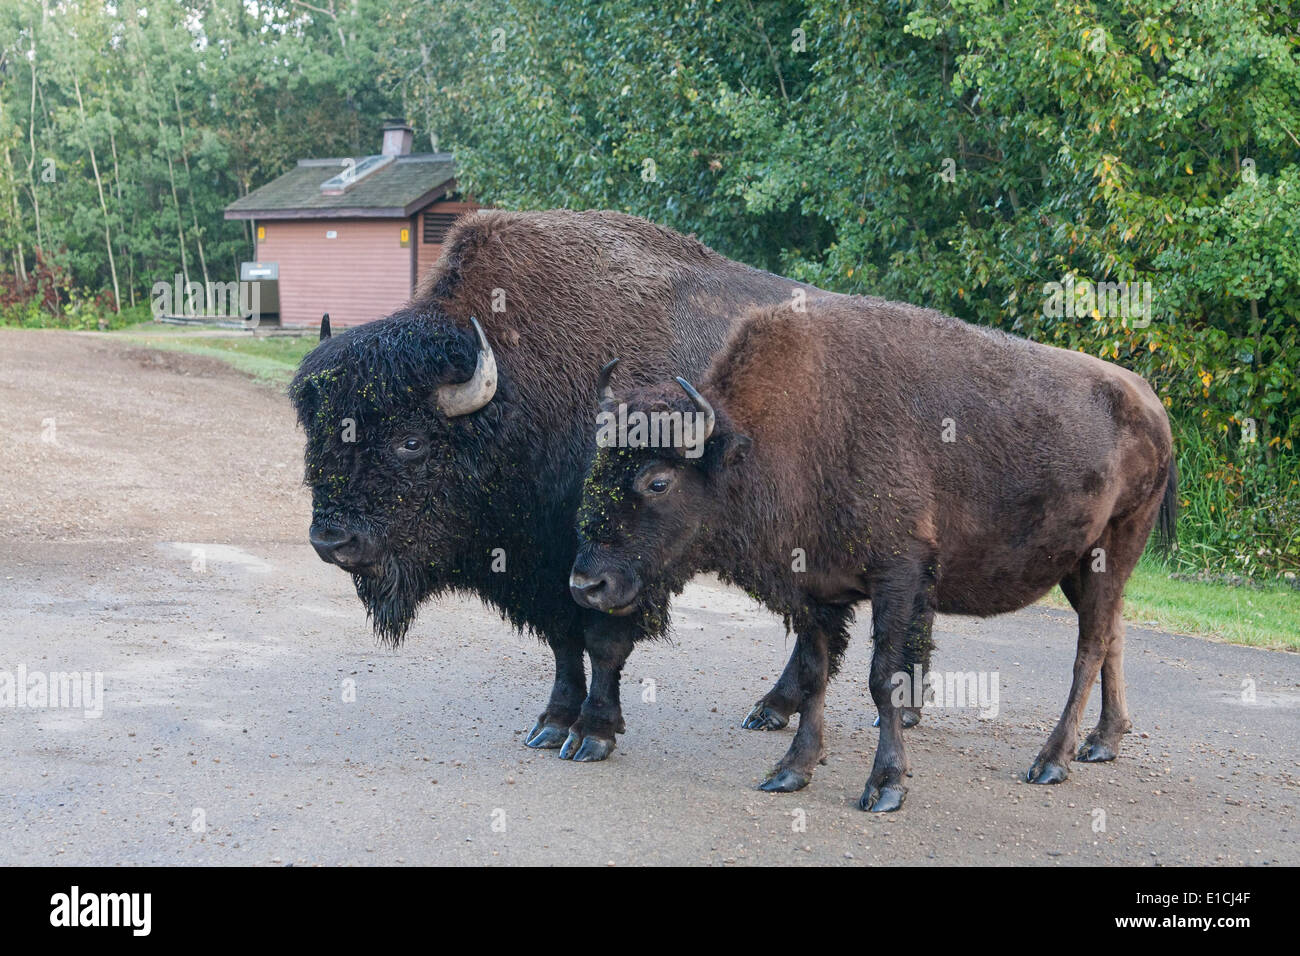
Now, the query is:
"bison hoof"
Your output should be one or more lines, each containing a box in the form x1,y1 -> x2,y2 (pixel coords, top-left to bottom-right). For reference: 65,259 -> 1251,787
1025,758 -> 1070,785
759,767 -> 811,793
525,720 -> 570,749
559,730 -> 615,762
872,707 -> 923,729
859,783 -> 906,813
1076,739 -> 1119,763
743,701 -> 791,731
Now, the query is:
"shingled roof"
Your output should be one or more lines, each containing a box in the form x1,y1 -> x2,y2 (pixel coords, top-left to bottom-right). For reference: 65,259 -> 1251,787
224,153 -> 457,220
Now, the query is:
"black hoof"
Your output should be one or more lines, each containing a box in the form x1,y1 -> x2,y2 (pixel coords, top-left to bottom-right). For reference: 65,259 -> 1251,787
1076,740 -> 1118,762
1025,758 -> 1070,784
759,767 -> 811,793
742,701 -> 790,731
872,707 -> 922,729
859,783 -> 906,812
559,730 -> 615,762
525,720 -> 569,749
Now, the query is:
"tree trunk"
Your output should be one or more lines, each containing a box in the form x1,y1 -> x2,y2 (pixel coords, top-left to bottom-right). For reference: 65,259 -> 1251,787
171,76 -> 210,292
72,74 -> 121,312
25,46 -> 44,252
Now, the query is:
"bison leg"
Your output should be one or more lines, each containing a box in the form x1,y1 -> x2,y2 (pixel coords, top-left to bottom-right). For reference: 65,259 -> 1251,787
859,559 -> 935,812
559,617 -> 634,762
872,618 -> 931,729
743,641 -> 802,731
1027,517 -> 1147,783
748,622 -> 863,732
526,624 -> 588,749
1076,624 -> 1132,763
759,608 -> 848,793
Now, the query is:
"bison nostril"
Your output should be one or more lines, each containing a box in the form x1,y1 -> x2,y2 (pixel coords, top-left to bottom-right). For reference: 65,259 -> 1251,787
568,570 -> 605,594
311,528 -> 352,547
569,567 -> 638,613
310,527 -> 364,565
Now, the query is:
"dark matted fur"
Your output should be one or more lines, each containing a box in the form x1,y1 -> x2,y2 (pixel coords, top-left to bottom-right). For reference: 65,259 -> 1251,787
289,209 -> 818,756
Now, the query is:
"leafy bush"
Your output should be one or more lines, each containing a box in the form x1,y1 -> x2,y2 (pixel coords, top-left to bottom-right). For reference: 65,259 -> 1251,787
0,253 -> 145,330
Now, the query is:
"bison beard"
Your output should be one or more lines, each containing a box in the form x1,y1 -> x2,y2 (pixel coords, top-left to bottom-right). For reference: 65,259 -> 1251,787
353,555 -> 429,646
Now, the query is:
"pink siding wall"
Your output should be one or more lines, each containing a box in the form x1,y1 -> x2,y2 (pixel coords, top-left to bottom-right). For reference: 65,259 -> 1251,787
255,218 -> 413,327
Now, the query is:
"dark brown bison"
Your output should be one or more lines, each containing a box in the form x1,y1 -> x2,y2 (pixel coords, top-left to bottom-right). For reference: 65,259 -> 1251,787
290,209 -> 885,760
571,295 -> 1176,811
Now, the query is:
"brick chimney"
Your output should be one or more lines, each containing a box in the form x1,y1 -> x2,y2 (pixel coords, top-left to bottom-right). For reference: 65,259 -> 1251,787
381,118 -> 414,157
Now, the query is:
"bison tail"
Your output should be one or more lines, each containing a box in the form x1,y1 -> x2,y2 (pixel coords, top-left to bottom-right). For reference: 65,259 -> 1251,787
1155,459 -> 1178,554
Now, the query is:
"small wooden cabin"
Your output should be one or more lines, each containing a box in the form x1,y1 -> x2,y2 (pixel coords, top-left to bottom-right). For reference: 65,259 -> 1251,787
223,120 -> 477,327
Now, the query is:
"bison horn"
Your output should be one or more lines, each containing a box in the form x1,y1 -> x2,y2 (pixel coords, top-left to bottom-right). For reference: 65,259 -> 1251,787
437,316 -> 498,417
320,313 -> 331,341
675,376 -> 715,441
597,358 -> 619,402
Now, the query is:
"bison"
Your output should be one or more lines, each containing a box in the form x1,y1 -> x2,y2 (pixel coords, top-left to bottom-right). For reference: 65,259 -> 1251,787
570,295 -> 1176,811
290,210 -> 917,760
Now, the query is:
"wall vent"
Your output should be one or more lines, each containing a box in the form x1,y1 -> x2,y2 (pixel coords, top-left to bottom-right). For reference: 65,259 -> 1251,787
423,211 -> 460,244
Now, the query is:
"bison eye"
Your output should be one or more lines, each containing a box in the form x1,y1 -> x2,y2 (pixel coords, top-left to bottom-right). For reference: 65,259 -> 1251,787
647,478 -> 670,494
395,437 -> 427,460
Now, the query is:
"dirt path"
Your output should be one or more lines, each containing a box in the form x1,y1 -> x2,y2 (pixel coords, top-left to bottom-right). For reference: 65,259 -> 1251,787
1,329 -> 1297,865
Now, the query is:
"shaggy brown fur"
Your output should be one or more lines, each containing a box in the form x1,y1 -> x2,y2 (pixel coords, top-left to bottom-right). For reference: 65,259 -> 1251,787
573,294 -> 1175,810
292,208 -> 842,762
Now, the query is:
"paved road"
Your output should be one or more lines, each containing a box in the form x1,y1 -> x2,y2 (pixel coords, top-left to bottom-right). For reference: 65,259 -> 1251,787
1,330 -> 1297,865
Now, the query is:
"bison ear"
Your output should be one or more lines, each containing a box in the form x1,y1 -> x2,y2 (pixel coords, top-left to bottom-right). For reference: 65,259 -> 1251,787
709,432 -> 751,471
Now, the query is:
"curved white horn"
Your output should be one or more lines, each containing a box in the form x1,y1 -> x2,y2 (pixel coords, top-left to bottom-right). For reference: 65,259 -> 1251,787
437,316 -> 498,417
675,376 -> 715,440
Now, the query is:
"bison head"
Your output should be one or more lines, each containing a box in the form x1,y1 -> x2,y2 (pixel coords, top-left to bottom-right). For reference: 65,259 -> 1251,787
289,312 -> 500,644
571,366 -> 750,620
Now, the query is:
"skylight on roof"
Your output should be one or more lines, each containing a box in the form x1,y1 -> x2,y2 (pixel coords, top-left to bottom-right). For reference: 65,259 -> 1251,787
319,155 -> 394,195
